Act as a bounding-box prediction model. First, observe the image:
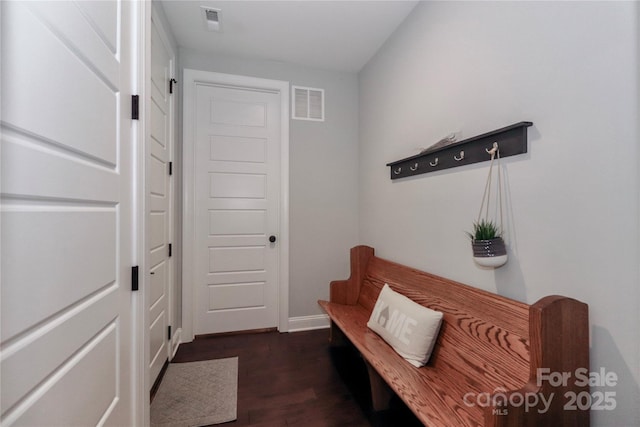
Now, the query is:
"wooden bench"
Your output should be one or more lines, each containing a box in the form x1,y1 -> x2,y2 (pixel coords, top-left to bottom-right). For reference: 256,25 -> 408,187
318,246 -> 590,427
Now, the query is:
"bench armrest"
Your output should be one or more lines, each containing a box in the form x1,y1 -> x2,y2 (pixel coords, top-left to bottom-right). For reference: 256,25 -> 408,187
484,295 -> 590,427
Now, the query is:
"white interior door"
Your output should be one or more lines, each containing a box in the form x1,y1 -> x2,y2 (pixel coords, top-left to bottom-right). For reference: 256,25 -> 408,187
1,1 -> 137,426
193,83 -> 281,335
148,11 -> 174,389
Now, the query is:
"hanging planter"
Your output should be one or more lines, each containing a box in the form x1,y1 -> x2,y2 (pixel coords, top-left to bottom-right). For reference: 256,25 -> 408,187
468,143 -> 508,268
469,220 -> 508,268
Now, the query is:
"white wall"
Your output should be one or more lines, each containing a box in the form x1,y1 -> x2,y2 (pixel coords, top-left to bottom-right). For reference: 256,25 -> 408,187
359,1 -> 639,425
178,48 -> 360,319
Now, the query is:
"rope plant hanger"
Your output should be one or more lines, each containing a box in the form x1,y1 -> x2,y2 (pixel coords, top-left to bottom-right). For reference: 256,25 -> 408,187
469,142 -> 508,268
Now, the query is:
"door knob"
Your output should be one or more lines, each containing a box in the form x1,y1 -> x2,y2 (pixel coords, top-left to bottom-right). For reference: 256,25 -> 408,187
269,235 -> 277,243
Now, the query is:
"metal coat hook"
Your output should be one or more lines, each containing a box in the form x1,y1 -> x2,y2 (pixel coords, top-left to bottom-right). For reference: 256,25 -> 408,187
394,167 -> 402,175
454,151 -> 465,161
429,158 -> 438,167
486,142 -> 499,156
410,163 -> 418,171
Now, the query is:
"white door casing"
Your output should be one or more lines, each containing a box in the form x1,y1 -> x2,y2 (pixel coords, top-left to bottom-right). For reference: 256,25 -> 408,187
1,1 -> 141,425
147,9 -> 175,389
183,70 -> 290,340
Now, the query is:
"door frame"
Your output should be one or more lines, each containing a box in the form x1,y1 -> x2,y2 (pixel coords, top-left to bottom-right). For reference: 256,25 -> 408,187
137,1 -> 150,425
182,69 -> 290,341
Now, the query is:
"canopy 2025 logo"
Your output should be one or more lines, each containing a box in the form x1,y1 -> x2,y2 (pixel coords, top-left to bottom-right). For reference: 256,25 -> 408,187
462,368 -> 617,415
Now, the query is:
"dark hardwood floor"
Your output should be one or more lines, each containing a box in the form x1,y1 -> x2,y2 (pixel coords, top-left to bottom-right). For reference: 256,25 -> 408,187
171,329 -> 422,427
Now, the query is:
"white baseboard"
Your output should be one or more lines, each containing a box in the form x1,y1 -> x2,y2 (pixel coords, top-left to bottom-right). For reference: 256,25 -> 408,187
287,314 -> 330,332
170,327 -> 182,359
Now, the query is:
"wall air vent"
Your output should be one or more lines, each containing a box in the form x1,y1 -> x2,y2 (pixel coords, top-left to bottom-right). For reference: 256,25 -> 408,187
292,86 -> 325,121
201,7 -> 222,32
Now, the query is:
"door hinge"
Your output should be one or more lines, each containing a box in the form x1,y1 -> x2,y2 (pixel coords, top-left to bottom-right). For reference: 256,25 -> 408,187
131,95 -> 139,120
168,243 -> 172,257
169,78 -> 177,94
131,266 -> 139,291
167,325 -> 172,340
168,161 -> 173,176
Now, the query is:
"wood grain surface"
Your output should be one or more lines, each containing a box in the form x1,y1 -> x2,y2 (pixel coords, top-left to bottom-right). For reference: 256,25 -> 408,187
319,245 -> 590,427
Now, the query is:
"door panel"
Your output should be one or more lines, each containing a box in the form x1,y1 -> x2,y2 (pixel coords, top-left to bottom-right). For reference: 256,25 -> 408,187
209,246 -> 265,272
1,289 -> 118,413
148,14 -> 174,388
209,173 -> 266,199
194,85 -> 280,335
210,135 -> 266,163
10,324 -> 118,426
1,210 -> 116,340
208,283 -> 266,310
2,2 -> 118,164
209,210 -> 266,235
1,1 -> 135,425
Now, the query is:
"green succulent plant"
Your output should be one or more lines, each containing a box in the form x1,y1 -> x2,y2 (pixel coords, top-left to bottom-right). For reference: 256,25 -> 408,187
467,219 -> 502,241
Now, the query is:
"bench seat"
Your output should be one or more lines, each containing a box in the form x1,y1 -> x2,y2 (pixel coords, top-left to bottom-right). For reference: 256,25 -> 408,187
319,300 -> 486,426
319,245 -> 590,427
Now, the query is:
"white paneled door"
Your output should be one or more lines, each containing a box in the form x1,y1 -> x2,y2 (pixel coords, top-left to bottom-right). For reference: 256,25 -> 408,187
193,83 -> 281,335
1,1 -> 137,426
148,12 -> 175,390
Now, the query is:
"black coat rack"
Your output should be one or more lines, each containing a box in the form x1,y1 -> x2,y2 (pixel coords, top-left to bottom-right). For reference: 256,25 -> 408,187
387,122 -> 533,180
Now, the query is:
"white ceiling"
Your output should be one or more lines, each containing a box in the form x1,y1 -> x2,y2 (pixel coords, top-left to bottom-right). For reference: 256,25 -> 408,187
159,1 -> 418,73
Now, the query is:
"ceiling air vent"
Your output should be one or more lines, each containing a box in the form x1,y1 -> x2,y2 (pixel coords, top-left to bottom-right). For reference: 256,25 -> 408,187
292,86 -> 325,121
201,7 -> 222,32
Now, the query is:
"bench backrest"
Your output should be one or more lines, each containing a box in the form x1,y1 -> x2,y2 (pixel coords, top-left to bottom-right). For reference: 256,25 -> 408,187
358,254 -> 531,394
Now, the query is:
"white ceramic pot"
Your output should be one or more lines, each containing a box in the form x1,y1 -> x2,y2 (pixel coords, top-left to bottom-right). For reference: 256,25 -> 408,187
471,237 -> 508,268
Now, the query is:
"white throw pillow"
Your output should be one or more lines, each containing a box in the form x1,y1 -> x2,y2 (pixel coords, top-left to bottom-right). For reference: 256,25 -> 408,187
367,284 -> 443,367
